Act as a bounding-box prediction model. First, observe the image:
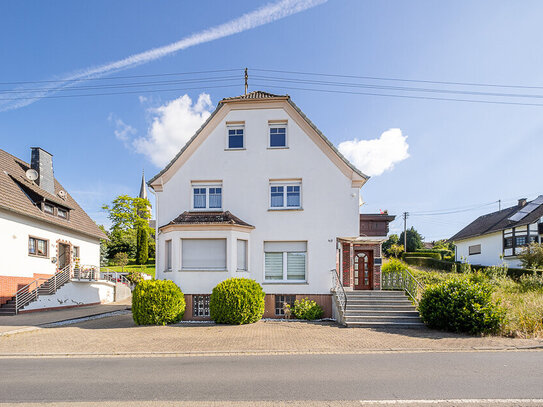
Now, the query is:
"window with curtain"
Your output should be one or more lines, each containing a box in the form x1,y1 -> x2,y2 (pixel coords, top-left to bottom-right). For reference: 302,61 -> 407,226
270,182 -> 301,209
264,241 -> 307,281
28,237 -> 48,257
192,183 -> 222,210
237,239 -> 248,271
182,239 -> 226,270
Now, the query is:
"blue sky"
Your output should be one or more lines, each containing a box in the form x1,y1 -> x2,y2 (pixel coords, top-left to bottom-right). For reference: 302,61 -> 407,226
1,0 -> 543,240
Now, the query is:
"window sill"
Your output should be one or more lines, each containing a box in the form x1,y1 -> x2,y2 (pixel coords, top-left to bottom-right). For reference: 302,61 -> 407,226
28,254 -> 49,259
263,281 -> 308,285
224,148 -> 246,151
163,269 -> 173,273
236,269 -> 249,272
190,208 -> 223,212
268,208 -> 303,212
267,147 -> 289,150
179,269 -> 228,272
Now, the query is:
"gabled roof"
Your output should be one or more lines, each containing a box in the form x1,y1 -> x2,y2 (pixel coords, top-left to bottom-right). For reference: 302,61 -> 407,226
161,211 -> 253,229
0,149 -> 106,240
450,196 -> 543,242
148,91 -> 368,187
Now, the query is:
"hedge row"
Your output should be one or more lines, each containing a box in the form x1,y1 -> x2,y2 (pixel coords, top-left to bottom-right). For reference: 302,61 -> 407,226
404,256 -> 543,279
403,252 -> 442,260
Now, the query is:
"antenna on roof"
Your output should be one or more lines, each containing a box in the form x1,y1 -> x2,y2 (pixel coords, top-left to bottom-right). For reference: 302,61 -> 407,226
244,67 -> 248,95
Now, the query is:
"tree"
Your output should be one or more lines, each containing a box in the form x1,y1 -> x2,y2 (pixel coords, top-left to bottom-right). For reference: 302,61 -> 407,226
518,242 -> 543,270
399,227 -> 424,253
113,252 -> 129,272
102,195 -> 153,262
136,225 -> 149,265
382,234 -> 399,257
389,243 -> 405,258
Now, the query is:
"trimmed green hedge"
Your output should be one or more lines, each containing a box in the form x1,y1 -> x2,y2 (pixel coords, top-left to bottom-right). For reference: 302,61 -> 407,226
210,278 -> 265,324
404,252 -> 442,260
418,278 -> 505,334
404,256 -> 458,271
132,280 -> 186,325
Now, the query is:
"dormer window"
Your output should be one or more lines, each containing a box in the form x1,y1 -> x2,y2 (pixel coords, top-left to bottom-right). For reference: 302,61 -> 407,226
58,208 -> 68,219
192,182 -> 222,210
44,203 -> 54,215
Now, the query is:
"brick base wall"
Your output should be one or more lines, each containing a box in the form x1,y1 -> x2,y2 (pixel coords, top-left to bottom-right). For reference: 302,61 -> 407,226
182,293 -> 332,321
0,274 -> 53,306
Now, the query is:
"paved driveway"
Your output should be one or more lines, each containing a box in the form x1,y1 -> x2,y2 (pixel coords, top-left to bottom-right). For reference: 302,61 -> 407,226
0,313 -> 541,355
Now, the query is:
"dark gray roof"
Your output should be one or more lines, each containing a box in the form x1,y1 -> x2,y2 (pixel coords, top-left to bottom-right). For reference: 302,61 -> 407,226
162,211 -> 253,229
148,91 -> 368,186
450,196 -> 543,241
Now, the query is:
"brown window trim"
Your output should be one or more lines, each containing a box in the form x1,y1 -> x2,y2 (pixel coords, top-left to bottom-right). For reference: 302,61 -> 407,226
28,235 -> 49,258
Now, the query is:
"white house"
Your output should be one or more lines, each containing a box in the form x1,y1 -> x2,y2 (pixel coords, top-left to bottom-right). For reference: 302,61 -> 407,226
451,196 -> 543,268
149,91 -> 394,320
0,147 -> 110,313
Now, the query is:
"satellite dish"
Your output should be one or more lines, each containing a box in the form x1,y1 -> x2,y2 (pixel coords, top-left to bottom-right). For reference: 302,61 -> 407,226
25,169 -> 38,182
58,190 -> 67,199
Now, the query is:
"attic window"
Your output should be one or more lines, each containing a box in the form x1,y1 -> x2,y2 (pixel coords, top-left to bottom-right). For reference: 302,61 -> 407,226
58,208 -> 68,219
43,203 -> 54,215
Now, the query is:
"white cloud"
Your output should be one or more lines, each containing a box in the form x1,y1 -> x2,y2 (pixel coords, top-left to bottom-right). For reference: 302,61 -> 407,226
338,128 -> 409,177
132,93 -> 213,167
108,114 -> 137,144
0,0 -> 326,112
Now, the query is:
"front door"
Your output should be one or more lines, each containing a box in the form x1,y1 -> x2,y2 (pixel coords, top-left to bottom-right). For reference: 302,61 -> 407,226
353,250 -> 373,290
58,243 -> 71,270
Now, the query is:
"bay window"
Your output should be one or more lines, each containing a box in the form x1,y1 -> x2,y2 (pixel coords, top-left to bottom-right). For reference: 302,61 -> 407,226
237,239 -> 248,271
182,239 -> 226,270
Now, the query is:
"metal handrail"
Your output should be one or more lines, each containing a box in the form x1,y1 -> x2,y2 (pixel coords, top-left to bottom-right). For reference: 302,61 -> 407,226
14,264 -> 71,313
381,268 -> 425,305
331,268 -> 347,314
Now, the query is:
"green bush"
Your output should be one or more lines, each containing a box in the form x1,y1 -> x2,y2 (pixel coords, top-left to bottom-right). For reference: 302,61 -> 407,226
382,258 -> 409,273
410,269 -> 455,286
418,279 -> 505,335
518,272 -> 543,292
209,278 -> 265,324
404,256 -> 458,272
293,298 -> 324,320
405,251 -> 442,260
132,280 -> 186,325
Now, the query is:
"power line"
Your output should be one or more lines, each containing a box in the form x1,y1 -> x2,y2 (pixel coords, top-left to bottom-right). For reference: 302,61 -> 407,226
250,83 -> 543,107
410,201 -> 499,216
0,68 -> 242,86
251,68 -> 543,90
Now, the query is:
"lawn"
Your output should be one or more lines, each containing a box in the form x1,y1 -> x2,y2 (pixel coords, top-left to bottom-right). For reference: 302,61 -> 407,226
101,264 -> 156,279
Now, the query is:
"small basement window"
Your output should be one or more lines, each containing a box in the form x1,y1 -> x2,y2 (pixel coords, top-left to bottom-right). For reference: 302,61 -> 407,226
468,244 -> 481,255
193,295 -> 210,317
275,295 -> 296,316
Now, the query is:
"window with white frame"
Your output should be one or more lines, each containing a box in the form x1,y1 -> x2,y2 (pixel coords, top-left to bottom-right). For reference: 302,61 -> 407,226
264,241 -> 307,282
227,124 -> 244,149
165,239 -> 172,271
182,239 -> 226,270
237,239 -> 248,271
192,183 -> 222,210
269,123 -> 287,148
270,181 -> 301,209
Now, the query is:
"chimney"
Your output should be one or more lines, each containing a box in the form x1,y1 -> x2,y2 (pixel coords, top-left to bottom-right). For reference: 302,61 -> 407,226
518,198 -> 527,207
31,147 -> 55,196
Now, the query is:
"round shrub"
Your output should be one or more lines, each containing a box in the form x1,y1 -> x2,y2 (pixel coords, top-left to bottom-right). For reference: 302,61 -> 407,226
132,279 -> 186,325
418,278 -> 505,335
293,298 -> 323,320
210,278 -> 265,324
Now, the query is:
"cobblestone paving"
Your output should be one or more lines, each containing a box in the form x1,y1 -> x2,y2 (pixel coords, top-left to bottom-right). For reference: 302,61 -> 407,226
0,314 -> 542,355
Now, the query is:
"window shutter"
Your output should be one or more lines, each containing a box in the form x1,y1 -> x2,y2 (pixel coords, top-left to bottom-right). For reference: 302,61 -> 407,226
265,252 -> 283,280
182,239 -> 226,270
287,252 -> 306,280
237,239 -> 247,271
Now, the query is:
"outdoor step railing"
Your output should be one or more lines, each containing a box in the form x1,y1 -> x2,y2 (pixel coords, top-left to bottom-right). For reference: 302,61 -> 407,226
73,265 -> 100,281
100,271 -> 134,290
381,268 -> 425,305
331,268 -> 347,314
14,264 -> 71,314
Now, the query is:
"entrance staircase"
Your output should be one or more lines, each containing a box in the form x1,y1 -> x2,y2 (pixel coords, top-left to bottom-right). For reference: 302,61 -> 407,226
343,290 -> 424,328
0,265 -> 71,315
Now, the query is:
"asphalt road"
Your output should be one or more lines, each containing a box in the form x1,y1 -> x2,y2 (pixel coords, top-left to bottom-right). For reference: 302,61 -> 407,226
0,352 -> 542,404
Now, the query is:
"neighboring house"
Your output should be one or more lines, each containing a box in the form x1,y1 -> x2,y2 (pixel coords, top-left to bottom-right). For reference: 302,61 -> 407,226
451,196 -> 543,267
0,147 -> 116,314
149,91 -> 393,320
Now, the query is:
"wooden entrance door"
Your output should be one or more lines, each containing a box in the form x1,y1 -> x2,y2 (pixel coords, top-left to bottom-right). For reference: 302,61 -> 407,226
353,250 -> 373,290
58,243 -> 71,270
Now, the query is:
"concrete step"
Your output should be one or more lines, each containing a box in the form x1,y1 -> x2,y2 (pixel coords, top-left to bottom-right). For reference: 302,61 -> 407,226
346,304 -> 416,311
345,315 -> 422,323
346,299 -> 413,306
345,321 -> 426,328
345,310 -> 420,317
345,290 -> 406,297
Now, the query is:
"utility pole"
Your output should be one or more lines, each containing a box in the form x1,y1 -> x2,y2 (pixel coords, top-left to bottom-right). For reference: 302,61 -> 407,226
403,212 -> 409,251
244,67 -> 248,95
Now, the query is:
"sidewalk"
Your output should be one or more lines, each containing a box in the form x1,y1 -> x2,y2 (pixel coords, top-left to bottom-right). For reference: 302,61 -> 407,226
0,298 -> 131,335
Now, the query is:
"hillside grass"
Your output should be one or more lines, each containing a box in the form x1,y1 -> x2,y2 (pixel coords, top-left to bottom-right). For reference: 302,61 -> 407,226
101,263 -> 156,279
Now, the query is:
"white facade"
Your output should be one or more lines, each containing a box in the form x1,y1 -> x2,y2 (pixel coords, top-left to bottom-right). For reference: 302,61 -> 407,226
152,98 -> 366,295
454,232 -> 517,267
0,208 -> 101,278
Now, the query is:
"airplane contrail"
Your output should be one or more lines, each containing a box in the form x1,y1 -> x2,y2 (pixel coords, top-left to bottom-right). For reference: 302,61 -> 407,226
0,0 -> 326,111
